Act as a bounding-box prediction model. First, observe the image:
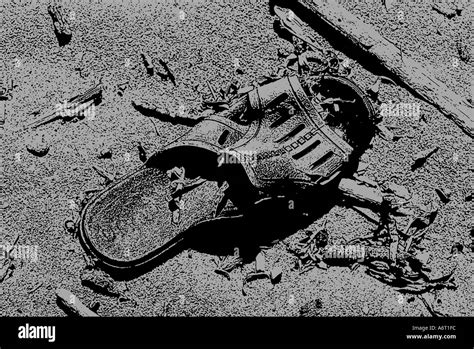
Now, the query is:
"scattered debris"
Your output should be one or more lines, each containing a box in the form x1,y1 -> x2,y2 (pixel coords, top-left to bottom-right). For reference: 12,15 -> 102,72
213,252 -> 243,279
367,77 -> 382,100
80,266 -> 134,303
158,59 -> 176,86
367,76 -> 396,101
27,282 -> 43,294
138,142 -> 147,162
376,124 -> 401,141
25,82 -> 102,129
435,187 -> 451,203
116,81 -> 129,97
351,205 -> 380,224
0,78 -> 16,101
0,234 -> 19,283
255,251 -> 265,272
206,81 -> 217,100
214,268 -> 231,281
270,266 -> 282,284
141,53 -> 154,76
80,266 -> 117,296
131,99 -> 200,127
56,288 -> 99,317
286,224 -> 331,274
338,178 -> 384,206
237,85 -> 254,95
299,298 -> 323,317
148,117 -> 160,136
417,295 -> 447,317
411,146 -> 439,170
244,271 -> 269,283
26,133 -> 50,157
342,202 -> 450,294
273,6 -> 323,54
0,101 -> 5,128
432,4 -> 457,19
48,4 -> 72,46
400,205 -> 438,246
92,165 -> 115,185
315,229 -> 329,248
456,39 -> 470,63
294,0 -> 473,137
64,219 -> 77,236
382,182 -> 411,200
353,174 -> 378,188
97,143 -> 112,159
69,82 -> 103,106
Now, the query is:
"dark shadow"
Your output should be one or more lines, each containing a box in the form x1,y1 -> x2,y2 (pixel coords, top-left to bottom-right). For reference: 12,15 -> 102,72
185,190 -> 338,261
54,31 -> 72,47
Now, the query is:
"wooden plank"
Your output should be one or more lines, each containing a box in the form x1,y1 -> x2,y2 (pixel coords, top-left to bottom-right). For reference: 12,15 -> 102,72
338,178 -> 383,206
56,288 -> 99,317
294,0 -> 473,137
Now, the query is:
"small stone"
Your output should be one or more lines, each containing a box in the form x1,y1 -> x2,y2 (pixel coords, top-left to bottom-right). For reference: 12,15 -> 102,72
97,138 -> 113,159
435,187 -> 451,203
255,251 -> 265,272
299,298 -> 323,317
26,133 -> 49,157
64,220 -> 76,234
270,266 -> 282,284
97,147 -> 112,159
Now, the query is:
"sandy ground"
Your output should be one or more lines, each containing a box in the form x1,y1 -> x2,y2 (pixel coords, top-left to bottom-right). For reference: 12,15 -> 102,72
0,0 -> 472,317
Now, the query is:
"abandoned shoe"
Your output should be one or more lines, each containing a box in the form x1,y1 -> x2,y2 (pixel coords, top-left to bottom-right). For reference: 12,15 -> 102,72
79,74 -> 376,273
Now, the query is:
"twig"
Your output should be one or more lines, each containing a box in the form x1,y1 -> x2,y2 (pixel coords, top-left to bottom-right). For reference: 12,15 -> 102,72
149,117 -> 159,136
27,282 -> 43,294
206,81 -> 217,100
417,295 -> 446,317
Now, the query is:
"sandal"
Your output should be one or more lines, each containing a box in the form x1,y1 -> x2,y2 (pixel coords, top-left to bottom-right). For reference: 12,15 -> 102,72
79,74 -> 375,273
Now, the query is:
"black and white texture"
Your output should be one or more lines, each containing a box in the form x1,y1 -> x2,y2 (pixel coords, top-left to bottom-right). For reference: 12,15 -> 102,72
0,0 -> 473,318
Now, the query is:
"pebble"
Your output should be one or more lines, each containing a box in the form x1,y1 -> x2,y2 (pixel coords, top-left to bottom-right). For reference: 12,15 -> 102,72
26,133 -> 49,157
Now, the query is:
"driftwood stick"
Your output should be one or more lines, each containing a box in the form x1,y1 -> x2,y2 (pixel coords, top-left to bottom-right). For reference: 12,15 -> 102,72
293,0 -> 474,137
338,178 -> 383,206
56,288 -> 98,317
48,4 -> 72,46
